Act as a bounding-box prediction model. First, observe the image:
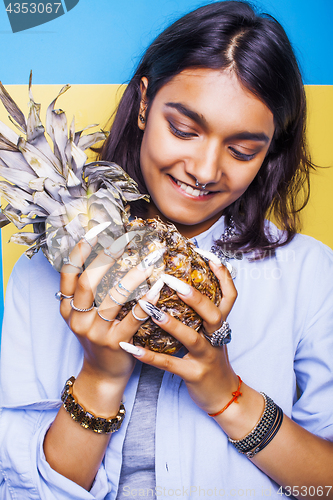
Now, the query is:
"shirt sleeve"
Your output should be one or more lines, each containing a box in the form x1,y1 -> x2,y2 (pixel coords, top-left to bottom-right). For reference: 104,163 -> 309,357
292,240 -> 333,439
0,407 -> 110,500
0,254 -> 112,499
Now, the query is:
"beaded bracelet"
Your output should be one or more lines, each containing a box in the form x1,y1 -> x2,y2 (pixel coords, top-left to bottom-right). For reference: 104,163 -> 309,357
61,376 -> 126,434
228,393 -> 283,458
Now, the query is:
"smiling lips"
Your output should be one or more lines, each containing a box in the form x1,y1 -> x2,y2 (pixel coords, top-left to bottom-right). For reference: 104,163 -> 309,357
172,176 -> 210,197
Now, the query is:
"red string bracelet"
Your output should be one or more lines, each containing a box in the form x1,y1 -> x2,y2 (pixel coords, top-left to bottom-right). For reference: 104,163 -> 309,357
208,375 -> 242,417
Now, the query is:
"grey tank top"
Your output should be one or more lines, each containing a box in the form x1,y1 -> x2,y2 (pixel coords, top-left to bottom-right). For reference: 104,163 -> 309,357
116,363 -> 164,499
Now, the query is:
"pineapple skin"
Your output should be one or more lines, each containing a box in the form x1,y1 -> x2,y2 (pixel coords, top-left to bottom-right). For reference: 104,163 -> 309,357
95,218 -> 222,354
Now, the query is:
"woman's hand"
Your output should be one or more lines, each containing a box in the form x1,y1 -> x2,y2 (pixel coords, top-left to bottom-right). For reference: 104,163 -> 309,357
119,260 -> 239,415
58,230 -> 163,406
47,230 -> 167,490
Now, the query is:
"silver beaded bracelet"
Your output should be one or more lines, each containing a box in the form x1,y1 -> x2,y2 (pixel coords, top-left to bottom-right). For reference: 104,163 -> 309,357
228,393 -> 283,458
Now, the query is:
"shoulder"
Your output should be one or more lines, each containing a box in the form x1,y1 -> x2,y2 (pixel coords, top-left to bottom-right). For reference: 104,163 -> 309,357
8,249 -> 59,296
264,220 -> 333,265
2,250 -> 82,407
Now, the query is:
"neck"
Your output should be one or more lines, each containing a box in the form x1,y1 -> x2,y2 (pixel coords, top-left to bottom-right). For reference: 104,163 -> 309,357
144,203 -> 223,239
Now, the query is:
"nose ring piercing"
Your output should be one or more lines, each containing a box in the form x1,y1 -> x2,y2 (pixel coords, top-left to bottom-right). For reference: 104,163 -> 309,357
195,178 -> 207,190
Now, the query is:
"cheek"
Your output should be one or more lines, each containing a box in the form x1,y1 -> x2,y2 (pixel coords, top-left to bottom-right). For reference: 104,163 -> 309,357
140,114 -> 193,176
230,162 -> 263,195
140,124 -> 169,177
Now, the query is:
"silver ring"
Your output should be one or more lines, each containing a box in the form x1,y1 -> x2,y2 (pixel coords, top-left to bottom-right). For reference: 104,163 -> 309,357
115,282 -> 132,297
55,291 -> 74,301
117,281 -> 132,294
202,321 -> 232,347
131,304 -> 149,322
82,236 -> 94,249
108,290 -> 126,306
97,309 -> 115,322
70,299 -> 95,313
63,257 -> 83,271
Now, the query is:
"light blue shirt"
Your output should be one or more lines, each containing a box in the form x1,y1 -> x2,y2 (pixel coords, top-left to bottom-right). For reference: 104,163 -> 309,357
1,218 -> 333,499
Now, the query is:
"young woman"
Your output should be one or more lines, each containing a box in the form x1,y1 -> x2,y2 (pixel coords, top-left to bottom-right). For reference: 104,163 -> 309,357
1,2 -> 332,499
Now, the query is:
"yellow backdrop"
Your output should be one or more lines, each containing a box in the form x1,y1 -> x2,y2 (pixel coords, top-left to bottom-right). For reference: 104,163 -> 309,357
1,84 -> 333,293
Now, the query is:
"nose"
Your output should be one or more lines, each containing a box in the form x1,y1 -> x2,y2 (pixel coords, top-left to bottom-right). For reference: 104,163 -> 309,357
185,139 -> 222,187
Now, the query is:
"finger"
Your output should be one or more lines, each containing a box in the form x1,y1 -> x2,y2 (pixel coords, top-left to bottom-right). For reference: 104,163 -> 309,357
98,249 -> 164,318
159,273 -> 223,332
98,277 -> 163,341
71,232 -> 140,313
137,299 -> 206,356
59,221 -> 112,299
191,248 -> 237,318
60,238 -> 93,317
209,261 -> 238,321
119,341 -> 191,378
101,304 -> 148,344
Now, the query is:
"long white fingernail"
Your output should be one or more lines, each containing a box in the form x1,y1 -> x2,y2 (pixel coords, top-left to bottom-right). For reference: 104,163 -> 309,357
145,278 -> 164,300
119,341 -> 145,357
137,248 -> 166,271
224,261 -> 233,274
106,231 -> 139,258
209,258 -> 233,274
84,221 -> 111,243
161,274 -> 191,296
193,247 -> 221,266
138,300 -> 166,322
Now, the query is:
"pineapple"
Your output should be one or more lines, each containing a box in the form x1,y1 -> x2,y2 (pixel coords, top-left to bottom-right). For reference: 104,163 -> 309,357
95,218 -> 221,354
0,76 -> 221,354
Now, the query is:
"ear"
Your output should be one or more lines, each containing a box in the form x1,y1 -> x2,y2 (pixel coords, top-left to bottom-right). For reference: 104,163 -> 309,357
138,77 -> 149,130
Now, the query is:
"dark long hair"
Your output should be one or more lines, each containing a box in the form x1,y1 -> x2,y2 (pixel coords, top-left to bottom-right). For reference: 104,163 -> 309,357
101,0 -> 313,257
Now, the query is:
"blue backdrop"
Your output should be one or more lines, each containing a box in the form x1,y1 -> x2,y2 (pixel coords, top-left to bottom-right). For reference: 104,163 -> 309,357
0,0 -> 332,86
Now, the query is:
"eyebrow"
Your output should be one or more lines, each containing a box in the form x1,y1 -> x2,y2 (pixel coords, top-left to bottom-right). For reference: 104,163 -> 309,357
165,102 -> 270,143
165,102 -> 208,130
227,131 -> 270,143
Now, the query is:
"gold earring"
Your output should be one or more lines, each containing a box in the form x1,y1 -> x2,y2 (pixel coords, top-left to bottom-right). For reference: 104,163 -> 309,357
139,114 -> 145,123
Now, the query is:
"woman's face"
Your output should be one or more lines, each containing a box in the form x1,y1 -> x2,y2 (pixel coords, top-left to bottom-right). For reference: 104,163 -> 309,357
139,68 -> 275,238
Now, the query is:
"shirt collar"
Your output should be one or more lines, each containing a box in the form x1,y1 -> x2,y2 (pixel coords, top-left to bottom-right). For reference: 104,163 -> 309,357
190,214 -> 226,251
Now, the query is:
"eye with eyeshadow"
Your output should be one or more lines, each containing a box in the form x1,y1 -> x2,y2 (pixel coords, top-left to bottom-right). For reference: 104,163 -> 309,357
228,146 -> 257,161
168,121 -> 197,139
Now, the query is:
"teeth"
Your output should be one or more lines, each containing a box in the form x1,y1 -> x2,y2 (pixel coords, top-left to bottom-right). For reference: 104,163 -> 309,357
176,180 -> 209,196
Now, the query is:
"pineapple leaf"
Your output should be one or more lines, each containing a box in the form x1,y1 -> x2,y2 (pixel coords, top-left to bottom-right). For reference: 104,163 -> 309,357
0,81 -> 27,134
68,140 -> 87,183
51,109 -> 68,176
0,165 -> 35,193
77,130 -> 108,151
45,84 -> 71,142
0,119 -> 20,146
0,180 -> 33,210
0,150 -> 37,175
9,232 -> 41,245
18,137 -> 66,185
0,133 -> 19,151
0,213 -> 10,228
27,91 -> 44,142
0,77 -> 150,270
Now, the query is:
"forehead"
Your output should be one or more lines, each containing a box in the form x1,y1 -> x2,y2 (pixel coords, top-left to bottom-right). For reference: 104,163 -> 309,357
153,68 -> 275,136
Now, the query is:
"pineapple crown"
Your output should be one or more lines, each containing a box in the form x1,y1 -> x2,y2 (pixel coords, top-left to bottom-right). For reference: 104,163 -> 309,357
0,73 -> 149,270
